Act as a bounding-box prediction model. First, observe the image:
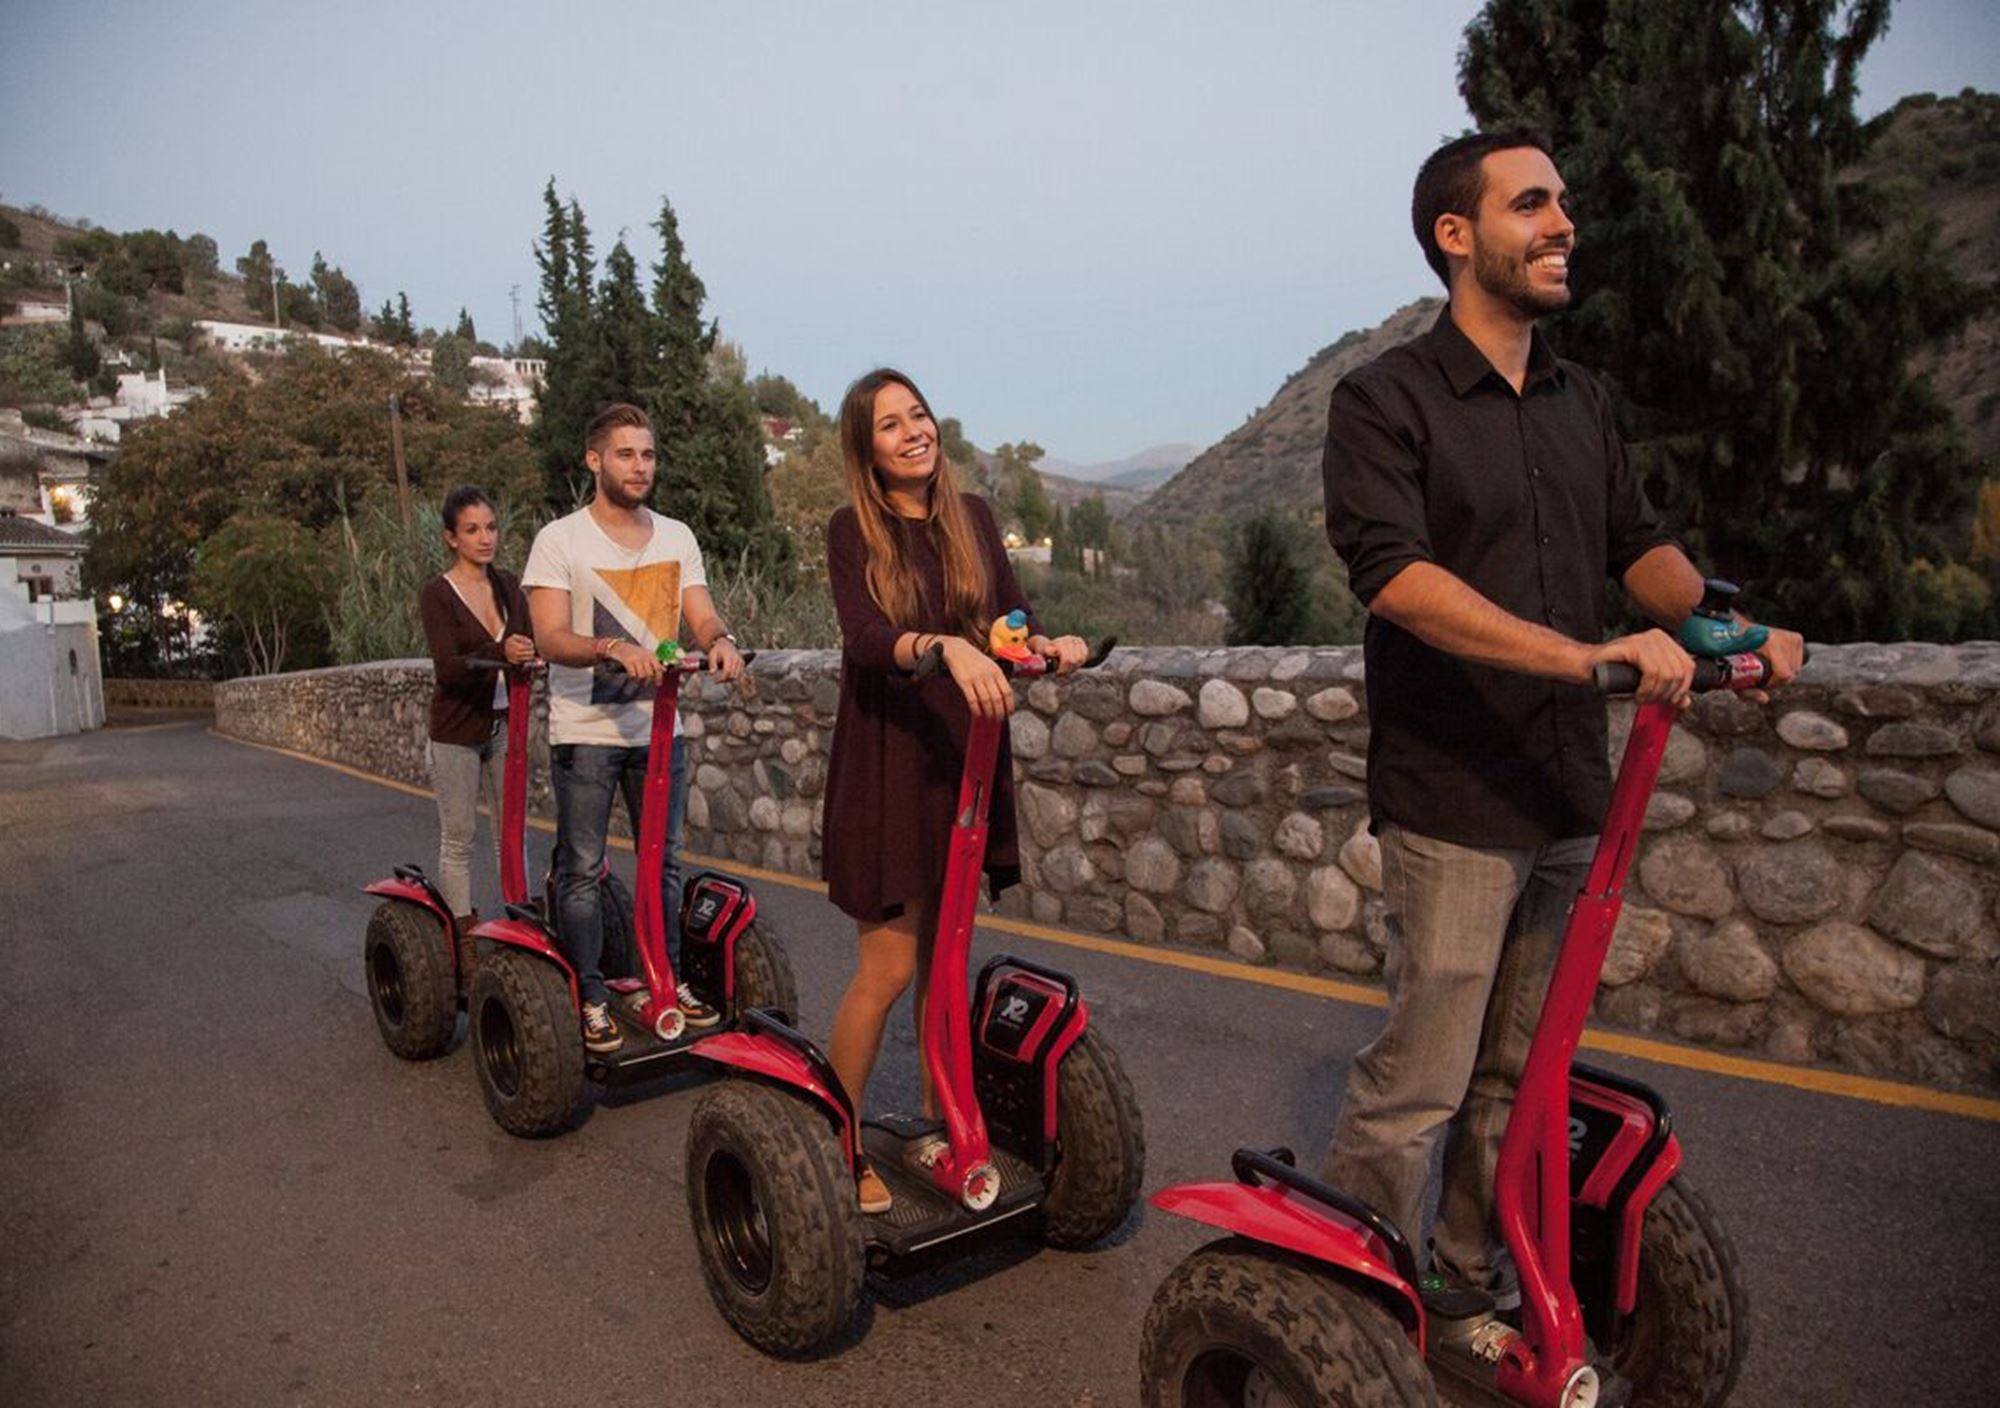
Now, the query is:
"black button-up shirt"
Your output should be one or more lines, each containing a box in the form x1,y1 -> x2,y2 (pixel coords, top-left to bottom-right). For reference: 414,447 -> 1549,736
1321,311 -> 1674,847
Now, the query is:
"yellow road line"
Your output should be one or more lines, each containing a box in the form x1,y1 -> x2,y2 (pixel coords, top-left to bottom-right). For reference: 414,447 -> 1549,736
216,728 -> 2000,1124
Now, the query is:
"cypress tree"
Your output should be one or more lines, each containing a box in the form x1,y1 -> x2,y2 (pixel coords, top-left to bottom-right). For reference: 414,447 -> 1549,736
1459,0 -> 1988,639
645,196 -> 789,579
1226,513 -> 1311,645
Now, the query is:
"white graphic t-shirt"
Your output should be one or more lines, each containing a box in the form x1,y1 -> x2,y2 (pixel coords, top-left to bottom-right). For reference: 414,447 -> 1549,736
521,507 -> 707,746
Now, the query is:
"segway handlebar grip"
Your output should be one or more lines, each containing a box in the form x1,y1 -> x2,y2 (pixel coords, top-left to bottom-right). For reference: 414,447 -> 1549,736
1592,652 -> 1783,697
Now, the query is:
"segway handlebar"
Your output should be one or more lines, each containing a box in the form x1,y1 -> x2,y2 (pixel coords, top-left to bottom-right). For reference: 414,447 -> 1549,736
597,648 -> 758,675
465,656 -> 544,674
1590,646 -> 1809,698
911,634 -> 1116,680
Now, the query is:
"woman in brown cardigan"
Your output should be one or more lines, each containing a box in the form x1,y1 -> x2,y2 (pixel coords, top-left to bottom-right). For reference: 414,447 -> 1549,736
418,486 -> 536,934
821,368 -> 1086,1212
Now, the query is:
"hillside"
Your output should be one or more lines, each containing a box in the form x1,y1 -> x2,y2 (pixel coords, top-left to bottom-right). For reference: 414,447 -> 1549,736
1134,89 -> 1998,532
1131,298 -> 1440,526
1855,91 -> 2000,465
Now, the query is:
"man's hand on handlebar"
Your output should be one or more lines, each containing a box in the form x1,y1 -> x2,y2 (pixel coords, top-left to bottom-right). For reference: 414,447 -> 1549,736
1586,629 -> 1695,708
606,639 -> 666,683
707,636 -> 746,683
1029,634 -> 1089,676
941,636 -> 1014,720
1747,626 -> 1806,703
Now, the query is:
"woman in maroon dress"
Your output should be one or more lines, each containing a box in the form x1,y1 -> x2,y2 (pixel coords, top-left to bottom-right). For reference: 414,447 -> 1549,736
822,368 -> 1086,1213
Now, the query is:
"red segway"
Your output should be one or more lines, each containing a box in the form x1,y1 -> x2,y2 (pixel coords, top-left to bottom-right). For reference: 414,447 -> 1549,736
464,647 -> 799,1137
1141,625 -> 1784,1407
361,660 -> 613,1059
682,628 -> 1146,1356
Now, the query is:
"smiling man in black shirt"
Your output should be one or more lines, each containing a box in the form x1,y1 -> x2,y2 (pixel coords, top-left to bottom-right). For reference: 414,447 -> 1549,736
1318,127 -> 1803,1307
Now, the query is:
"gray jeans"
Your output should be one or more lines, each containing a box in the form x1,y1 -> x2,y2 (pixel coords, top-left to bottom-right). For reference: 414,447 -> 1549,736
429,716 -> 507,917
1323,823 -> 1596,1289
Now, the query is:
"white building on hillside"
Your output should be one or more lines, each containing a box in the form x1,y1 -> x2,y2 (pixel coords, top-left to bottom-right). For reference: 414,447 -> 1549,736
467,355 -> 545,423
66,369 -> 203,442
194,318 -> 370,355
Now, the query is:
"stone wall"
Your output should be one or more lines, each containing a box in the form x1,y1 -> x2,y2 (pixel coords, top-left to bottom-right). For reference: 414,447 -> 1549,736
216,645 -> 2000,1093
106,677 -> 217,710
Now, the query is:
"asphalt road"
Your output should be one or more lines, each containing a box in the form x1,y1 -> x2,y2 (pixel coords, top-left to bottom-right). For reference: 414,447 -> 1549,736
3,717 -> 1997,1407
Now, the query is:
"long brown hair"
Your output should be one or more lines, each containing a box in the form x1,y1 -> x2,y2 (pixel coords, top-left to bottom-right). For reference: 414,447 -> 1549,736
837,368 -> 989,642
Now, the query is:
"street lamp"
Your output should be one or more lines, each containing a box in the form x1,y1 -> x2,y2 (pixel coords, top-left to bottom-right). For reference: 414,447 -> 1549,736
107,593 -> 124,612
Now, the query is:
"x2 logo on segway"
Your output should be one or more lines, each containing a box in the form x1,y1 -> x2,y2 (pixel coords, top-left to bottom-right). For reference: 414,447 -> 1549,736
676,872 -> 754,1013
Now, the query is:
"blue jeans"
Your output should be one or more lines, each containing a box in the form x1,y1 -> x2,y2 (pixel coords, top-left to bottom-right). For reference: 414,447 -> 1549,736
550,737 -> 688,1007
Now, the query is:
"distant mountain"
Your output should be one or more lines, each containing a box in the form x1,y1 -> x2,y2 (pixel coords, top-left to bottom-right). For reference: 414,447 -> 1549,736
1130,299 -> 1441,527
1040,442 -> 1201,491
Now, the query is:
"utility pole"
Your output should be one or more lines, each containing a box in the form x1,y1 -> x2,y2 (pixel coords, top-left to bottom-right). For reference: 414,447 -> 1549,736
509,284 -> 522,350
388,394 -> 411,527
271,266 -> 282,331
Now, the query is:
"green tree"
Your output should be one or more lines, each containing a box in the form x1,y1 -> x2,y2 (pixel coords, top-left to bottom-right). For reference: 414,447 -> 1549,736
63,297 -> 100,383
237,239 -> 276,317
279,280 -> 322,330
373,292 -> 417,345
529,181 -> 611,506
645,195 -> 789,578
1460,0 -> 1989,639
182,232 -> 219,288
190,512 -> 326,675
1069,493 -> 1114,579
311,253 -> 363,333
0,214 -> 20,249
455,307 -> 477,342
123,229 -> 185,294
430,333 -> 473,394
1226,512 -> 1311,645
86,342 -> 540,673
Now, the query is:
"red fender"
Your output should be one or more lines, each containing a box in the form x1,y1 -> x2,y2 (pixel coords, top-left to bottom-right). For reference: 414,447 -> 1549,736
692,1031 -> 858,1168
472,917 -> 580,1011
363,879 -> 457,976
1151,1181 -> 1425,1342
1617,1134 -> 1684,1314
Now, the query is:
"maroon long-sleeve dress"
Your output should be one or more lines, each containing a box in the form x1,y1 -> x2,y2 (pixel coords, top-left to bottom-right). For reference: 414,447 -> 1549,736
822,495 -> 1040,923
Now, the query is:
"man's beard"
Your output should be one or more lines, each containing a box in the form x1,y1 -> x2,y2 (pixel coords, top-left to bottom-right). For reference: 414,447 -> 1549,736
1473,239 -> 1572,319
598,473 -> 651,510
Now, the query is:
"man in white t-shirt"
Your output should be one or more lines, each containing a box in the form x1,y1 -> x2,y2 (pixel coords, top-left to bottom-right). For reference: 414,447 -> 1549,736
523,402 -> 746,1055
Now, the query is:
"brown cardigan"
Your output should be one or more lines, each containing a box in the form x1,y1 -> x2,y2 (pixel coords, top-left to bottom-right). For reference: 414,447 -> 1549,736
419,566 -> 532,745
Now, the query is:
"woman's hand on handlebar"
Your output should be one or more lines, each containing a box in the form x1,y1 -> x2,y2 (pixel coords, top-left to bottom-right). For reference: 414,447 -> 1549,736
502,633 -> 538,666
941,636 -> 1014,720
1029,633 -> 1089,676
1587,629 -> 1694,707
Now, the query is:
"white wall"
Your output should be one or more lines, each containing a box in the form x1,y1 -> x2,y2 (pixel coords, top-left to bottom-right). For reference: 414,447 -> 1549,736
0,600 -> 103,739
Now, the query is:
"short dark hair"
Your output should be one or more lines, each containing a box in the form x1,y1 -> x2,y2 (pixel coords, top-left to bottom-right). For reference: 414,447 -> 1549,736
440,484 -> 494,531
1411,125 -> 1555,286
585,402 -> 652,454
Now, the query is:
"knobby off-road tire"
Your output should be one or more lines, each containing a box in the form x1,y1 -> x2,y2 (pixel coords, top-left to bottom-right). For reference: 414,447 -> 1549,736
365,900 -> 458,1060
1613,1175 -> 1748,1408
469,948 -> 585,1138
1141,1238 -> 1437,1408
1040,1026 -> 1146,1248
685,1080 -> 865,1357
731,921 -> 799,1026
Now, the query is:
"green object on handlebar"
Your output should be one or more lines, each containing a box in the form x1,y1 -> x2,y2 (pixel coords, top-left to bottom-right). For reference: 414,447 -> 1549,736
655,639 -> 683,666
1678,577 -> 1768,659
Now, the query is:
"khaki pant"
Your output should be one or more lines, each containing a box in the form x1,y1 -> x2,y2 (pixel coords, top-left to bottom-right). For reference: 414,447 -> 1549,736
1323,823 -> 1596,1289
